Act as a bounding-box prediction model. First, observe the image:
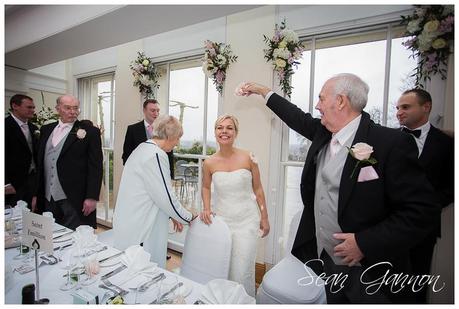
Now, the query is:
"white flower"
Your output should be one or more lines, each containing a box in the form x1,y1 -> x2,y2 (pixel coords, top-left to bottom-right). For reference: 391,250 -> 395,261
275,48 -> 292,60
350,142 -> 373,161
142,59 -> 150,67
424,20 -> 440,33
139,75 -> 153,87
432,38 -> 447,49
407,19 -> 421,33
76,129 -> 87,139
34,129 -> 40,136
278,40 -> 287,49
275,58 -> 287,68
418,32 -> 436,52
281,29 -> 299,43
216,54 -> 227,66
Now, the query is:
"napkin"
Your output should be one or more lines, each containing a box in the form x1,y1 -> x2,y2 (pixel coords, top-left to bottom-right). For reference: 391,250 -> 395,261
200,279 -> 255,304
110,245 -> 157,286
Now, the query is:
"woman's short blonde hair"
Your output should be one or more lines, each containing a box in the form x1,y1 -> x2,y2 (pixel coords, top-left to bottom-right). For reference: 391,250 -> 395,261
214,114 -> 239,135
152,115 -> 183,140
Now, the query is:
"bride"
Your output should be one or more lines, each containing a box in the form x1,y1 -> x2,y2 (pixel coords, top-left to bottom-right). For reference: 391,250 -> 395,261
200,114 -> 270,297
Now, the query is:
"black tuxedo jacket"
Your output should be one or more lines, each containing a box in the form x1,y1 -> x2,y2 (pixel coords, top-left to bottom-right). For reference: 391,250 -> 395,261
419,125 -> 454,207
36,120 -> 103,227
5,115 -> 39,190
122,120 -> 174,177
267,93 -> 440,300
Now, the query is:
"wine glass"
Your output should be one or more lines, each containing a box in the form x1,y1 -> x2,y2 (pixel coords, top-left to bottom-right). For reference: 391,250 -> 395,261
59,249 -> 78,291
80,254 -> 99,286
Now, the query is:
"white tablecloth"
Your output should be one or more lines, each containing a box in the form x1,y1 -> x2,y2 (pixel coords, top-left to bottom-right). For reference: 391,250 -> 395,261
4,225 -> 203,304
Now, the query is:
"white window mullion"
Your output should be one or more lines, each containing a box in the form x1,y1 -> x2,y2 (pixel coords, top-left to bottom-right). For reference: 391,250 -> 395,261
382,25 -> 392,126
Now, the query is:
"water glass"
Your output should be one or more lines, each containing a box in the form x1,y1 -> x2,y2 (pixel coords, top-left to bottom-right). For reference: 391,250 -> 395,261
59,249 -> 78,291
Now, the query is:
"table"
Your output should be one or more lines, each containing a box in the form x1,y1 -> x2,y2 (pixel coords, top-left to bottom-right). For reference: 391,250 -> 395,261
5,224 -> 203,304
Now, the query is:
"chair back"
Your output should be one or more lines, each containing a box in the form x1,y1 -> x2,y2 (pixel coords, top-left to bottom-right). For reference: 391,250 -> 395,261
175,160 -> 188,178
180,216 -> 232,284
284,210 -> 303,256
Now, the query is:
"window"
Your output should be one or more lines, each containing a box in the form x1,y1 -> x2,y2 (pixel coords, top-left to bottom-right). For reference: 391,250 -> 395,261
78,73 -> 116,227
157,58 -> 219,252
277,24 -> 418,260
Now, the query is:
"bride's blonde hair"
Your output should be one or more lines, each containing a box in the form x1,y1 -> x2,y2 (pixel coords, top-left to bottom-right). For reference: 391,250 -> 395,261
214,114 -> 239,135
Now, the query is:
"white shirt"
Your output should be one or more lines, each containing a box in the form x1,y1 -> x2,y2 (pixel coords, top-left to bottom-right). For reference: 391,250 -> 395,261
402,121 -> 431,157
144,120 -> 153,139
330,114 -> 362,155
11,113 -> 31,141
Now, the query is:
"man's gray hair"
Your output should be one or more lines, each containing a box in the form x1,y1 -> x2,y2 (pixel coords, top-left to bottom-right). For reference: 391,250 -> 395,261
331,73 -> 369,112
56,95 -> 80,106
152,115 -> 183,140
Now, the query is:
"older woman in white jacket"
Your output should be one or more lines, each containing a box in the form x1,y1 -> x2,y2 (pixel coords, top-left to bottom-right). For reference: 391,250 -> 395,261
113,115 -> 196,268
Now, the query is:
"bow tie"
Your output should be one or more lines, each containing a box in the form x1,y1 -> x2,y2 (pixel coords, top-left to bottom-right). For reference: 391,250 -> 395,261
402,127 -> 421,138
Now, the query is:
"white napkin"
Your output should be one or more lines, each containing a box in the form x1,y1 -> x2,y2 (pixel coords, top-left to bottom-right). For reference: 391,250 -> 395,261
110,245 -> 157,286
200,279 -> 255,304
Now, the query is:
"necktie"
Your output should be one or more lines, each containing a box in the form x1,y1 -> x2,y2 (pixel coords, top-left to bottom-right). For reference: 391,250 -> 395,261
329,137 -> 340,157
52,124 -> 67,147
147,124 -> 153,139
402,127 -> 421,138
21,123 -> 32,151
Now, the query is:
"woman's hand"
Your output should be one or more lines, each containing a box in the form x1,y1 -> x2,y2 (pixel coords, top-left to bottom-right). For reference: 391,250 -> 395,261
171,218 -> 184,233
200,208 -> 213,225
260,217 -> 270,238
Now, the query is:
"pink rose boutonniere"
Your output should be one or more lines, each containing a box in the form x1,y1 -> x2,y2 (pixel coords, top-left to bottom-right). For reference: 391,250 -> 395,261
347,142 -> 377,178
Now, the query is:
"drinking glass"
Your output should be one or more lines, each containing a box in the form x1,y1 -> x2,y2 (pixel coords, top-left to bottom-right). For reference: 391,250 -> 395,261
59,249 -> 78,291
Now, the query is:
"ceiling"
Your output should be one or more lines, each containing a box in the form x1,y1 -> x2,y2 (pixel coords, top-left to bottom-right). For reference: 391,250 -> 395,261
5,5 -> 260,70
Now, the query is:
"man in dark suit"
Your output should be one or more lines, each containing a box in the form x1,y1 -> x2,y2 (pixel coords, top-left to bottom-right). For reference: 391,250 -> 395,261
243,74 -> 440,303
396,88 -> 454,303
33,95 -> 103,230
5,94 -> 39,208
122,99 -> 174,178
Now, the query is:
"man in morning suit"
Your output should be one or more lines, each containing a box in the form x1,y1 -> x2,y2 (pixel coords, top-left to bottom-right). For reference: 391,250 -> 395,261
33,95 -> 103,230
122,99 -> 174,178
5,94 -> 39,208
396,88 -> 454,303
243,74 -> 440,303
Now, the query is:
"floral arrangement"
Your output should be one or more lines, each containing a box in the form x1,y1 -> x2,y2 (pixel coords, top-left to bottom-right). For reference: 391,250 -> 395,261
263,20 -> 304,97
130,52 -> 161,99
401,5 -> 454,86
31,105 -> 59,128
202,40 -> 238,95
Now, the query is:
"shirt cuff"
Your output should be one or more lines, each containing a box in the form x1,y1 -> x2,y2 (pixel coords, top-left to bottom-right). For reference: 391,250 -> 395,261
265,91 -> 274,102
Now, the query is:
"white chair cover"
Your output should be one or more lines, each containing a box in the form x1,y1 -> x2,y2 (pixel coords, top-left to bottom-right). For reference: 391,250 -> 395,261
256,210 -> 327,304
180,216 -> 232,284
96,229 -> 114,247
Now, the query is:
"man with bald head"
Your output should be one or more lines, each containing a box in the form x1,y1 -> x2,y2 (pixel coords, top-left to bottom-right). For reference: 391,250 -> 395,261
33,95 -> 103,230
243,74 -> 439,303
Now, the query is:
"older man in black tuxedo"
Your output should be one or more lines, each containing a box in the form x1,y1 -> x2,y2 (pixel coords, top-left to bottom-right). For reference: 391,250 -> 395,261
396,88 -> 454,303
5,94 -> 39,208
243,74 -> 440,303
33,95 -> 103,230
122,99 -> 174,178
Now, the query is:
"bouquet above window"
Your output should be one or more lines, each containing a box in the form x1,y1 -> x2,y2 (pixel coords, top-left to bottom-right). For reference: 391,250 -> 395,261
130,52 -> 161,99
202,40 -> 238,95
401,5 -> 454,86
263,19 -> 304,97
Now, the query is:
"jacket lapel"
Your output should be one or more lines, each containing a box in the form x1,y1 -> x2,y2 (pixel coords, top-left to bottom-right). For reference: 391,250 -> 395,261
38,122 -> 58,162
8,116 -> 30,151
418,126 -> 436,166
304,128 -> 331,175
338,112 -> 371,218
60,121 -> 80,155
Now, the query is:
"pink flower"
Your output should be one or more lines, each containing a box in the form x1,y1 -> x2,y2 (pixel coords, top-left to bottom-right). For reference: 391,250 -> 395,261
216,70 -> 225,84
439,16 -> 454,33
205,40 -> 214,49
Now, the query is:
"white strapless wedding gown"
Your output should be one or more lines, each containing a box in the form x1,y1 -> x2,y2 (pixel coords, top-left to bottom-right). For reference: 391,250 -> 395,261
212,169 -> 260,297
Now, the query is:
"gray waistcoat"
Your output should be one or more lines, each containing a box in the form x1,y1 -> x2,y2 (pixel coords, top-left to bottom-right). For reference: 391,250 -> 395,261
44,133 -> 69,202
314,135 -> 358,266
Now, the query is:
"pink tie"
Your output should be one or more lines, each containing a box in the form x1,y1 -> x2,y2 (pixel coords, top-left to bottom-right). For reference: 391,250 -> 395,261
147,124 -> 153,138
52,125 -> 67,147
330,137 -> 340,157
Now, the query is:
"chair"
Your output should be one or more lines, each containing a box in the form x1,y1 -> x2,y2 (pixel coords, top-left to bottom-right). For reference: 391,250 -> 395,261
256,211 -> 327,304
184,166 -> 199,202
180,216 -> 232,285
174,160 -> 187,198
97,229 -> 114,247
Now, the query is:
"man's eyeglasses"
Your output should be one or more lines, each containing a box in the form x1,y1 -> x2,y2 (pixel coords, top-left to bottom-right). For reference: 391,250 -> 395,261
61,106 -> 80,112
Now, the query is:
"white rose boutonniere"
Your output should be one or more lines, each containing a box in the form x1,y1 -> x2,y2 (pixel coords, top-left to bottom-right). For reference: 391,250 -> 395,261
347,142 -> 377,178
33,130 -> 41,138
76,128 -> 87,139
